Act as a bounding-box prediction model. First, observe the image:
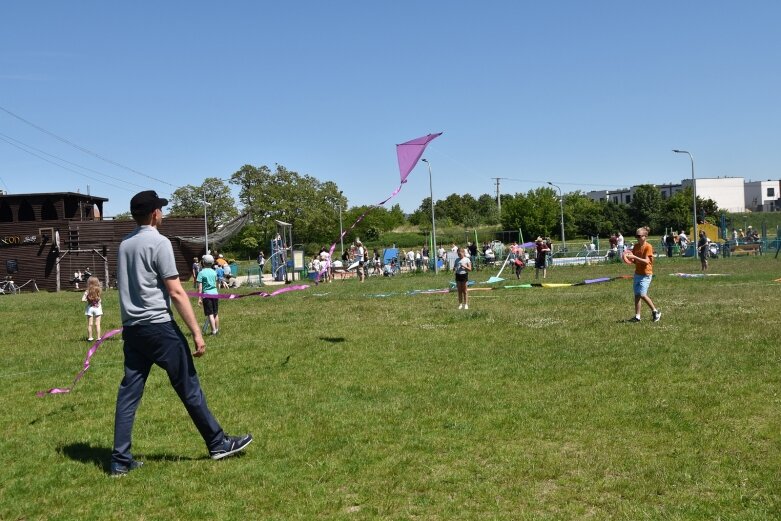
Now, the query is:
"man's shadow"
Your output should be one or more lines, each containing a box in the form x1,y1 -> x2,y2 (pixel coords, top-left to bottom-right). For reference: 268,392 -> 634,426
59,442 -> 200,474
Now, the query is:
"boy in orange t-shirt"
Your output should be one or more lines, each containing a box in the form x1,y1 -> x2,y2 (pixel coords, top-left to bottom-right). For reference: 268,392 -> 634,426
624,227 -> 661,322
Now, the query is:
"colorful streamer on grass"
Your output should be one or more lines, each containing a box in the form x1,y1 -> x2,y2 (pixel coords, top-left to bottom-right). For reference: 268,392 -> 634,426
36,328 -> 123,397
670,273 -> 729,278
366,275 -> 627,298
38,286 -> 310,397
186,284 -> 310,300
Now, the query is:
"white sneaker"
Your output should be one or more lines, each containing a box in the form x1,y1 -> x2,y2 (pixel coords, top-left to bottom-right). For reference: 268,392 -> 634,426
458,304 -> 463,310
464,304 -> 469,310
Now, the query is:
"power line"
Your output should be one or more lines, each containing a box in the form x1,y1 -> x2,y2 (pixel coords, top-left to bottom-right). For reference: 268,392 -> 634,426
0,104 -> 175,188
0,131 -> 149,191
0,135 -> 136,193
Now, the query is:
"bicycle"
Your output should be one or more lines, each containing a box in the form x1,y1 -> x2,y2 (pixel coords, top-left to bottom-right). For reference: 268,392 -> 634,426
0,276 -> 20,295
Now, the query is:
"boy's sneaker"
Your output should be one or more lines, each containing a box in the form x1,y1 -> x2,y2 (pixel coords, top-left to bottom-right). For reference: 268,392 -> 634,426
464,304 -> 469,310
210,434 -> 253,460
110,460 -> 143,477
458,304 -> 463,310
629,316 -> 641,322
652,310 -> 662,322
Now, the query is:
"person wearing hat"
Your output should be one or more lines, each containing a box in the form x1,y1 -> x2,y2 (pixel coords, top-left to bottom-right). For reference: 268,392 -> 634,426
534,237 -> 550,279
197,254 -> 220,334
111,190 -> 251,477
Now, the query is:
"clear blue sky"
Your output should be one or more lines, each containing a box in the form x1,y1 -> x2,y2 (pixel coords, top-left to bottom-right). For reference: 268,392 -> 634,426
1,1 -> 780,217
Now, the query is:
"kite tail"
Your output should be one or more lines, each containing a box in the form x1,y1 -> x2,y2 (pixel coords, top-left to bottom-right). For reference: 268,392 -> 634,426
36,328 -> 123,397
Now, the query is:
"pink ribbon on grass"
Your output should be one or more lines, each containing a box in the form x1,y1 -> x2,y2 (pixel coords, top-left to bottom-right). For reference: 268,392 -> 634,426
38,285 -> 310,397
186,284 -> 310,300
36,328 -> 124,397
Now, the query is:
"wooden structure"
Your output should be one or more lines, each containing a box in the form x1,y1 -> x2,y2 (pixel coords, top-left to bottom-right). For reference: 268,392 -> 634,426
0,192 -> 206,292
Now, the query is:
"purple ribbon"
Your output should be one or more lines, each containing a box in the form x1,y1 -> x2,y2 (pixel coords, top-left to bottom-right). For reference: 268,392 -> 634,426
38,285 -> 310,397
36,328 -> 123,397
187,284 -> 310,300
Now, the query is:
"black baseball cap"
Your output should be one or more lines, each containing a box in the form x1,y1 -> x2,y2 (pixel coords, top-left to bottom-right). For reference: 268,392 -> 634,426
130,190 -> 168,216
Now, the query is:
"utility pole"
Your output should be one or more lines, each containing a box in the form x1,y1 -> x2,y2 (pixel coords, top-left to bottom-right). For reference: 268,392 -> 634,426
492,177 -> 506,214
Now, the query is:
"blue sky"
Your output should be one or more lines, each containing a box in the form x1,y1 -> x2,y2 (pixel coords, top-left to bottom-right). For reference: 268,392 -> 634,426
1,1 -> 780,217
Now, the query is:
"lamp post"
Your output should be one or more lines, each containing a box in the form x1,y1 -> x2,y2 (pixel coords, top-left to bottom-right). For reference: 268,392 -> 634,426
338,204 -> 344,256
673,149 -> 697,256
547,182 -> 566,252
422,158 -> 437,274
202,196 -> 211,255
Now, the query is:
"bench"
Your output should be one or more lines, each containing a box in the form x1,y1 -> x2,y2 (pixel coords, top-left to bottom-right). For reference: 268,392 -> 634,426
730,243 -> 762,256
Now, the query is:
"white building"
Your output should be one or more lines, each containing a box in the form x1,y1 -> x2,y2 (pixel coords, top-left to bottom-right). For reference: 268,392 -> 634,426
587,187 -> 633,205
744,180 -> 780,212
681,177 -> 745,213
588,177 -> 746,212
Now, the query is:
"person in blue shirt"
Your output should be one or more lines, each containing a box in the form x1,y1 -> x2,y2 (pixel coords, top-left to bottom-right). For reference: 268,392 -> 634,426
197,255 -> 220,335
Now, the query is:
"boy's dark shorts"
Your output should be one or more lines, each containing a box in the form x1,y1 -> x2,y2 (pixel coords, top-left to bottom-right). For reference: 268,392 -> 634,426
203,296 -> 219,316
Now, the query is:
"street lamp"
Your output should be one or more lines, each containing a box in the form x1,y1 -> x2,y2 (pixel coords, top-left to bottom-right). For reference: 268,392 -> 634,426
335,190 -> 345,256
673,149 -> 697,256
421,158 -> 437,274
202,196 -> 211,255
547,182 -> 566,252
338,204 -> 344,256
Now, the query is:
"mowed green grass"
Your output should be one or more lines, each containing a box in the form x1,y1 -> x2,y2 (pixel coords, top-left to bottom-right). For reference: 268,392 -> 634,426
2,254 -> 781,520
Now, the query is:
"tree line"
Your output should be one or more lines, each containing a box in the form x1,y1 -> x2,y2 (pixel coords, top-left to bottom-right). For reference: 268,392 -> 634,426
155,164 -> 719,256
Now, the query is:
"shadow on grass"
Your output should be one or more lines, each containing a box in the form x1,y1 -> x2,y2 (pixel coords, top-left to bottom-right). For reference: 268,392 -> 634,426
29,404 -> 78,425
319,336 -> 346,343
58,442 -> 202,474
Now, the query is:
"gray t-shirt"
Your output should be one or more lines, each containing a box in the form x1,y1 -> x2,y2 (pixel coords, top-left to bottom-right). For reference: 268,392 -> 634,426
117,225 -> 179,326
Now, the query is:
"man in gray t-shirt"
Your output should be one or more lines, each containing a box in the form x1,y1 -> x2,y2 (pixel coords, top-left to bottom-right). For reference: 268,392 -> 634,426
110,190 -> 252,477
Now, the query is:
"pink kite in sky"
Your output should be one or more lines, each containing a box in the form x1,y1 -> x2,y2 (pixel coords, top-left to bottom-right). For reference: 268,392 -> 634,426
321,132 -> 443,274
396,132 -> 443,183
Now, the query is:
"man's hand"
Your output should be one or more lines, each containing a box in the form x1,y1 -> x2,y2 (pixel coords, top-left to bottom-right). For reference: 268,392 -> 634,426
193,332 -> 206,357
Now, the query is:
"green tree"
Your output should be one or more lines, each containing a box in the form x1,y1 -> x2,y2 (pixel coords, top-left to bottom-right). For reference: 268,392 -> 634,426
438,193 -> 467,224
230,164 -> 345,246
477,194 -> 499,224
567,193 -> 611,238
169,177 -> 239,233
602,201 -> 632,234
113,211 -> 133,221
661,189 -> 692,232
500,187 -> 559,238
630,185 -> 663,232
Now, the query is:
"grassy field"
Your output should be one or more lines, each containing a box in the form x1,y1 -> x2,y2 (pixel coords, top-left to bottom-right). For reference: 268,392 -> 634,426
2,254 -> 781,520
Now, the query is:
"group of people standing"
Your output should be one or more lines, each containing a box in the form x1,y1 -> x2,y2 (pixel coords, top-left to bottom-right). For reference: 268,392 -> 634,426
662,230 -> 692,257
191,252 -> 236,289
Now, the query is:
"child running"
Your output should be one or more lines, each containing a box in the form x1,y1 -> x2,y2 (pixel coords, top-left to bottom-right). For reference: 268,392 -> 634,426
81,276 -> 103,341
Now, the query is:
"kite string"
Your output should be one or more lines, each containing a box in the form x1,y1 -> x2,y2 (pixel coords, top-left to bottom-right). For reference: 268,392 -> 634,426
314,183 -> 405,282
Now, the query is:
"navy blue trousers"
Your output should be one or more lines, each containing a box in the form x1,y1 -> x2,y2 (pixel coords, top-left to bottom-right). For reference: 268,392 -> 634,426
112,321 -> 224,464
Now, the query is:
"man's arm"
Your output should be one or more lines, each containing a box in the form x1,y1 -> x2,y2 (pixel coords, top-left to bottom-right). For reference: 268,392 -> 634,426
164,275 -> 206,357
